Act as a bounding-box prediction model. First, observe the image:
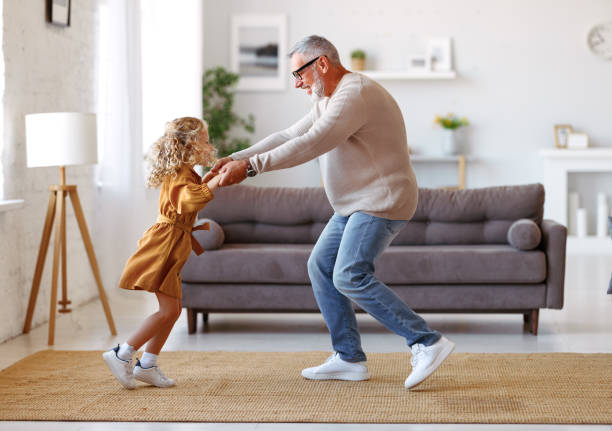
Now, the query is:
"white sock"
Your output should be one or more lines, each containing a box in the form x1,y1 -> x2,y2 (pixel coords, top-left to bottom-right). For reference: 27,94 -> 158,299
117,343 -> 136,361
140,352 -> 158,368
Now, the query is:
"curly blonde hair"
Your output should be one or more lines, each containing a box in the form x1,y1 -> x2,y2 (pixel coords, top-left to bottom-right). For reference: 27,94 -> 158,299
146,117 -> 217,188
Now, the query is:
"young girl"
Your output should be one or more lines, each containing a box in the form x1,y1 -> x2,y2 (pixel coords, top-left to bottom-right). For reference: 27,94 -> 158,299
103,117 -> 220,389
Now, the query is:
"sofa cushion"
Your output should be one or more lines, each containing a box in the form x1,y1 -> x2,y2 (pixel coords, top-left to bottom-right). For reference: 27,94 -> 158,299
193,218 -> 225,250
507,219 -> 542,250
392,184 -> 545,245
198,186 -> 332,244
181,244 -> 547,285
379,245 -> 546,284
198,184 -> 545,245
182,244 -> 312,284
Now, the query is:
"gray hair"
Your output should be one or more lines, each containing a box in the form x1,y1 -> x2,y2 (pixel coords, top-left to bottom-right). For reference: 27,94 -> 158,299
287,35 -> 341,65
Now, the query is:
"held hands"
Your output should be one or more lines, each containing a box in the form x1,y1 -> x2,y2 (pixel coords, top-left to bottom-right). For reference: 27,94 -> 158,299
218,160 -> 248,186
203,157 -> 233,182
202,157 -> 249,187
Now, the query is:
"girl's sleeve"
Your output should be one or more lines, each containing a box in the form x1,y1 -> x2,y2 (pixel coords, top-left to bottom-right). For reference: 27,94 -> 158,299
170,179 -> 214,214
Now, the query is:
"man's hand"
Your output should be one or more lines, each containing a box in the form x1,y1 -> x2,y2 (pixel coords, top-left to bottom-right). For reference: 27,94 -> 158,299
219,159 -> 249,186
203,156 -> 233,182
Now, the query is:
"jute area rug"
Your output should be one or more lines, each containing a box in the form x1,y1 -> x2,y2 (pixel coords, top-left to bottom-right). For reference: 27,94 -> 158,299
0,350 -> 610,424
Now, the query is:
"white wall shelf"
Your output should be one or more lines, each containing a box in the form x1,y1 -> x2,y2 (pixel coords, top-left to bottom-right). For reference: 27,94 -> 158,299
360,70 -> 457,80
0,199 -> 24,212
539,148 -> 612,159
411,155 -> 473,162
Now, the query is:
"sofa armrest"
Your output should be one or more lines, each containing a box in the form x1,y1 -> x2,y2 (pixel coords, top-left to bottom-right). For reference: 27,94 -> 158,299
540,219 -> 567,309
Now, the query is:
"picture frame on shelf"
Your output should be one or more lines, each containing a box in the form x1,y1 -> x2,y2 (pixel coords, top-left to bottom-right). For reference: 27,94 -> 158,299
47,0 -> 71,27
553,124 -> 574,148
567,132 -> 589,149
426,38 -> 452,71
230,14 -> 287,91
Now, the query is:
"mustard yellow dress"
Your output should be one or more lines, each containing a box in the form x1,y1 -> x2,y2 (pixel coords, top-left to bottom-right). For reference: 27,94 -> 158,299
118,165 -> 214,299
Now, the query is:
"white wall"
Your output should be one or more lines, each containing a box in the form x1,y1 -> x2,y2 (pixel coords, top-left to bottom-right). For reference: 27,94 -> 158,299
203,0 -> 612,192
0,1 -> 100,343
141,0 -> 204,151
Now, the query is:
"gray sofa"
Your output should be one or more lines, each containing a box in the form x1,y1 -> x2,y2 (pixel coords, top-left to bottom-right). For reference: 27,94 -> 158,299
181,183 -> 566,335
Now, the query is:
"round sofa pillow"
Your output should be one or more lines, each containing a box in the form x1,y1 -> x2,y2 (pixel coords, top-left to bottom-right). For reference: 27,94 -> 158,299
507,219 -> 542,250
192,218 -> 225,250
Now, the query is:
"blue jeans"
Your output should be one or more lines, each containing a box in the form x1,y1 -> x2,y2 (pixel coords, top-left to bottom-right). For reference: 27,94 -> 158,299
307,212 -> 441,363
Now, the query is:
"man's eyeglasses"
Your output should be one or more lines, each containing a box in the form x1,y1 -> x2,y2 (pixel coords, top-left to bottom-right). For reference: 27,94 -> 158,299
291,56 -> 321,81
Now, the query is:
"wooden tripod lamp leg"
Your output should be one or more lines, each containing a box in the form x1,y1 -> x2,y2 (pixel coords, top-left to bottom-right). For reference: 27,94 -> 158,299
58,189 -> 71,313
68,188 -> 117,335
23,190 -> 57,334
48,189 -> 66,345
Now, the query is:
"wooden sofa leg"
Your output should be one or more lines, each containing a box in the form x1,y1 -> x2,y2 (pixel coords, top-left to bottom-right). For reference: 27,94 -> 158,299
202,312 -> 209,330
187,308 -> 197,334
529,309 -> 539,335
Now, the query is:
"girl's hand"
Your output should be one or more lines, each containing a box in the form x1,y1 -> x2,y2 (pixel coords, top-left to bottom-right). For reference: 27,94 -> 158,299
203,157 -> 233,182
206,173 -> 221,192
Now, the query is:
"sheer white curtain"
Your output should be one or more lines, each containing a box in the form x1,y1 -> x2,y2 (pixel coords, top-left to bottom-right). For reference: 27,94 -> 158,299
95,0 -> 204,291
95,0 -> 155,292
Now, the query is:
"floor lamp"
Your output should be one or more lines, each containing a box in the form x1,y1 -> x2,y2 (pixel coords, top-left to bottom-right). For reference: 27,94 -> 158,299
23,112 -> 116,345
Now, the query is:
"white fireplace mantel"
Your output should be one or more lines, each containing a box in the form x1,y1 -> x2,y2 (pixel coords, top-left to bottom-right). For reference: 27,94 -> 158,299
540,148 -> 612,254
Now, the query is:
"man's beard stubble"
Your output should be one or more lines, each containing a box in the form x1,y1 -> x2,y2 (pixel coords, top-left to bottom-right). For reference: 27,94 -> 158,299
311,68 -> 326,101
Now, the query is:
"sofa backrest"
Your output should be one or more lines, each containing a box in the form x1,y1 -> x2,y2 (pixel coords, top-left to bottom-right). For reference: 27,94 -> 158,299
394,184 -> 544,245
199,185 -> 333,244
198,183 -> 544,245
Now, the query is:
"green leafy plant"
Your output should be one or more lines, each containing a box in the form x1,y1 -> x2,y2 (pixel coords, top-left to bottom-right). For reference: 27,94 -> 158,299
350,49 -> 366,60
202,67 -> 255,159
434,113 -> 469,130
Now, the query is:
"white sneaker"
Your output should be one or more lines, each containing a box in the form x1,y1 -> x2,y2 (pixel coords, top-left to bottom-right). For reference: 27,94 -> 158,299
133,360 -> 176,388
404,336 -> 455,389
102,345 -> 136,390
301,352 -> 370,381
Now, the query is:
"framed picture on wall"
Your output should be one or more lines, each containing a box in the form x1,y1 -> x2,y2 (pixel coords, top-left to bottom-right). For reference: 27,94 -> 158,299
47,0 -> 71,27
230,14 -> 287,91
553,124 -> 574,148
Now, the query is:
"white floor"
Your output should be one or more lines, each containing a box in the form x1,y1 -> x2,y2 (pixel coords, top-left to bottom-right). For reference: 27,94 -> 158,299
1,254 -> 611,431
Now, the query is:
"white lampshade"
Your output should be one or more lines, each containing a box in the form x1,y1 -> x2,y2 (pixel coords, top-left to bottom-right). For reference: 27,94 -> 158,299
25,112 -> 98,168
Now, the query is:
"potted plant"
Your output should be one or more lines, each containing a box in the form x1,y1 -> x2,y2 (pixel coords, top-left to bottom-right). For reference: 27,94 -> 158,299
434,113 -> 469,155
350,49 -> 366,71
202,67 -> 255,160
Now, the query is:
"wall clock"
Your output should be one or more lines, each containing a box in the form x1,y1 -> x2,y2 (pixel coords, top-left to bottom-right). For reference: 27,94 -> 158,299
587,22 -> 612,59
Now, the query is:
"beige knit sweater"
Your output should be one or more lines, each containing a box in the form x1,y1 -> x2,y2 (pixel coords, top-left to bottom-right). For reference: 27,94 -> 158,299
231,72 -> 418,220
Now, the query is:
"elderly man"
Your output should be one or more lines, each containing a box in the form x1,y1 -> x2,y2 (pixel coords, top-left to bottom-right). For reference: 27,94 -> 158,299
204,35 -> 454,389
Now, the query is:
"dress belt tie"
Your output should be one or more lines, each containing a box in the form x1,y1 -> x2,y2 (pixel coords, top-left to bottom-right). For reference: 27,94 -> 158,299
156,214 -> 209,256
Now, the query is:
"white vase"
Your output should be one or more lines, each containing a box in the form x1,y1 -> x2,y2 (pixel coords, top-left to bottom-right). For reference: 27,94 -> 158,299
567,192 -> 579,236
441,129 -> 459,155
597,193 -> 609,238
576,208 -> 588,238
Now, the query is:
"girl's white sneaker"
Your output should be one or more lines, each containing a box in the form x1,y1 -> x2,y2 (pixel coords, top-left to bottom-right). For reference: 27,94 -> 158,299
102,345 -> 136,390
133,360 -> 176,388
